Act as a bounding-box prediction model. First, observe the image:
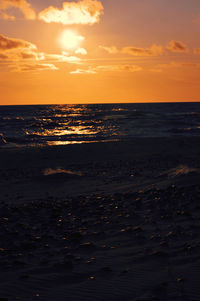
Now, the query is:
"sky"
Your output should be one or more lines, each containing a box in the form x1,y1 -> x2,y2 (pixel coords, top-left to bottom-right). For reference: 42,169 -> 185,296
0,0 -> 200,104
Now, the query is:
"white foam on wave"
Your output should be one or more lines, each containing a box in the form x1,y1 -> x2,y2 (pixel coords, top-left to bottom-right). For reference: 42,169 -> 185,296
168,165 -> 197,177
159,165 -> 197,178
43,168 -> 82,176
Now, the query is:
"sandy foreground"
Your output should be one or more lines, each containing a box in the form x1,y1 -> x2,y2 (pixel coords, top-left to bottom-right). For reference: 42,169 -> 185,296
0,137 -> 200,301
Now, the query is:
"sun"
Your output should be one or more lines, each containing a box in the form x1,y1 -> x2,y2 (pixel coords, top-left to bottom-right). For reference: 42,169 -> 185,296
59,30 -> 84,50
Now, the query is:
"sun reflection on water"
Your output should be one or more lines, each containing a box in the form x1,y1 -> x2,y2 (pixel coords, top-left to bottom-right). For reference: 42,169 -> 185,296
29,125 -> 99,137
47,139 -> 119,146
47,140 -> 97,146
23,104 -> 120,145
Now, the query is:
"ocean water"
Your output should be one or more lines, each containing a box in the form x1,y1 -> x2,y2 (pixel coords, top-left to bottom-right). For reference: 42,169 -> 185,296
0,102 -> 200,147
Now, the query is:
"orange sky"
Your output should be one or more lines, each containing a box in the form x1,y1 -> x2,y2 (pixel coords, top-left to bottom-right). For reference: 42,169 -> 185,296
0,0 -> 200,104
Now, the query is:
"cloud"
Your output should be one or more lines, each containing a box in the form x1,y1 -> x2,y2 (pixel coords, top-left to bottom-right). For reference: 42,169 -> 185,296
100,44 -> 163,56
0,49 -> 45,61
70,68 -> 97,74
122,44 -> 163,56
0,33 -> 39,62
0,33 -> 83,72
0,33 -> 40,62
99,45 -> 119,54
44,53 -> 81,64
98,65 -> 143,72
13,63 -> 58,72
62,55 -> 81,63
166,40 -> 188,53
0,33 -> 36,51
100,41 -> 190,56
0,0 -> 36,20
38,0 -> 104,25
0,33 -> 82,61
70,64 -> 142,74
0,49 -> 82,66
75,48 -> 87,55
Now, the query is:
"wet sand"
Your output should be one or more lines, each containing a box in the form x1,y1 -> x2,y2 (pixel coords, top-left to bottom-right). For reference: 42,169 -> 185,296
0,137 -> 200,300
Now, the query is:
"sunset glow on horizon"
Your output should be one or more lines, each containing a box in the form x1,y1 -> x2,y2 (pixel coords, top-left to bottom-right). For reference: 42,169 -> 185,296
0,0 -> 200,104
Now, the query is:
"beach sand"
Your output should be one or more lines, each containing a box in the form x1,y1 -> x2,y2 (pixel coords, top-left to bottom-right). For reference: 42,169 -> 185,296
1,137 -> 200,300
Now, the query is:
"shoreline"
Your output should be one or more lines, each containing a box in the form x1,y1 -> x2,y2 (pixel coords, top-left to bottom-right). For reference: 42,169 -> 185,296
1,136 -> 199,200
1,137 -> 200,300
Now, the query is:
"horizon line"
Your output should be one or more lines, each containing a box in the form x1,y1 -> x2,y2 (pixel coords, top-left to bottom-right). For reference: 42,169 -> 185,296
0,100 -> 200,106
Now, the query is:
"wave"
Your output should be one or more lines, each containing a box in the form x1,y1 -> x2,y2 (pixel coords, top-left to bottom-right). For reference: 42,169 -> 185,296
0,103 -> 200,148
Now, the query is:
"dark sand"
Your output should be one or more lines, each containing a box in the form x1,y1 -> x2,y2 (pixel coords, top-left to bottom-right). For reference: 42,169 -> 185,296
1,137 -> 200,300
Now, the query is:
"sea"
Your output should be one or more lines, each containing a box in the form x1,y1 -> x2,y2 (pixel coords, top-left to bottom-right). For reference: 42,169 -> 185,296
0,102 -> 200,147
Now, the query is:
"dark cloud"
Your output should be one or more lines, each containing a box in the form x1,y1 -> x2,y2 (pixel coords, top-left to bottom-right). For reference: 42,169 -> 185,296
166,40 -> 188,53
0,34 -> 36,51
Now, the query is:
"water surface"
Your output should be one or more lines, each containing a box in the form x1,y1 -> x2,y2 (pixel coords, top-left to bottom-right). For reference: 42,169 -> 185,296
0,102 -> 200,147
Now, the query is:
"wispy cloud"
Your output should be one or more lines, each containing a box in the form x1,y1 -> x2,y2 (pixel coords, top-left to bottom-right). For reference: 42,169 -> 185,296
44,53 -> 81,64
97,65 -> 143,72
13,63 -> 58,72
99,46 -> 119,54
0,0 -> 36,20
100,44 -> 163,56
122,44 -> 163,56
70,68 -> 97,74
166,40 -> 188,53
75,48 -> 87,55
38,0 -> 104,25
70,64 -> 142,74
100,41 -> 189,56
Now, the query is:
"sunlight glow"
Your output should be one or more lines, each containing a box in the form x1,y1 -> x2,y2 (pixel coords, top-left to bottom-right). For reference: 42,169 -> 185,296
59,30 -> 84,50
